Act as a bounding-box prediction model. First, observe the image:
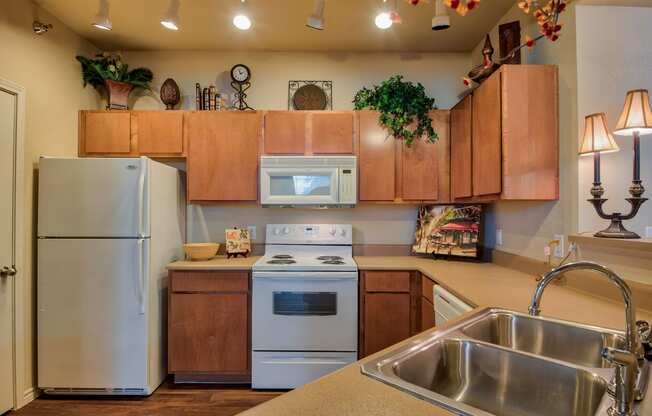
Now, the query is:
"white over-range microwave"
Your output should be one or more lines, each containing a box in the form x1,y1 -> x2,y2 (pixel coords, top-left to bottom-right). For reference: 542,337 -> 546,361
260,156 -> 357,207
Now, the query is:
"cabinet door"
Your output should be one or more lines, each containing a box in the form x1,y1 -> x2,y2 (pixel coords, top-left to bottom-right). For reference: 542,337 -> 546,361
451,95 -> 473,199
80,111 -> 132,155
358,111 -> 396,201
264,111 -> 306,154
187,112 -> 261,202
169,293 -> 249,373
472,72 -> 502,196
133,111 -> 184,156
400,110 -> 450,201
363,293 -> 411,357
311,112 -> 354,154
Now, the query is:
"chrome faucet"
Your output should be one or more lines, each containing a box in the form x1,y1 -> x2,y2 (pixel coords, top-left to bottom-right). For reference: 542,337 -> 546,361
528,261 -> 648,416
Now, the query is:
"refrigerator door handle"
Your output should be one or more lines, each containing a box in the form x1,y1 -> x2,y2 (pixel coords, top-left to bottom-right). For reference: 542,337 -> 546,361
137,239 -> 147,315
137,158 -> 146,238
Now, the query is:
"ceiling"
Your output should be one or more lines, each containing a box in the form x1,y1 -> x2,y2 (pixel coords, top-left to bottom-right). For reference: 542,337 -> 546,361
35,0 -> 518,52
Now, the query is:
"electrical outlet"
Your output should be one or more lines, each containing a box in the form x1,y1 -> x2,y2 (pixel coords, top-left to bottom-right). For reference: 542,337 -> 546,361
646,226 -> 652,238
247,226 -> 257,240
554,234 -> 564,257
496,229 -> 503,246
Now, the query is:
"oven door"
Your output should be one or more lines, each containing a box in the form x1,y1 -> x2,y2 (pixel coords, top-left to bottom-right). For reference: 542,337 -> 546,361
260,168 -> 339,206
252,271 -> 358,352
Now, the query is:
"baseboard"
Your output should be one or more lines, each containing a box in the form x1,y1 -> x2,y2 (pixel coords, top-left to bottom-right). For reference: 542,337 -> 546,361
19,387 -> 37,408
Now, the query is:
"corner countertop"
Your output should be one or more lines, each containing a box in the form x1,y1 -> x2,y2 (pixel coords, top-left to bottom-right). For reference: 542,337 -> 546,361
167,256 -> 261,271
229,256 -> 652,416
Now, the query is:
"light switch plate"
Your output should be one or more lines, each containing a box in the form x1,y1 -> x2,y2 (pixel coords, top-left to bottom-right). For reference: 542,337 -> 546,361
496,229 -> 503,246
646,226 -> 652,238
247,226 -> 257,240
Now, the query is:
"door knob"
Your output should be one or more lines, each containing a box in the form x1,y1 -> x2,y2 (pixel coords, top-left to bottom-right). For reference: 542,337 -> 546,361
0,266 -> 16,278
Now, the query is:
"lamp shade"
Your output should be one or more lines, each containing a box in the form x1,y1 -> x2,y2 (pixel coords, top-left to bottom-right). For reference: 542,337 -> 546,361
579,113 -> 620,156
614,89 -> 652,136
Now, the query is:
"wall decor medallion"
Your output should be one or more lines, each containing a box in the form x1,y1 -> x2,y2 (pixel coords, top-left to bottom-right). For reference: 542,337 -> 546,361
412,205 -> 482,259
160,78 -> 180,110
230,64 -> 254,111
288,80 -> 332,110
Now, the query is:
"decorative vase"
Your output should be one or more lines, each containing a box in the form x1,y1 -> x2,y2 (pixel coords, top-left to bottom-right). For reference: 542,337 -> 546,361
105,79 -> 134,110
160,78 -> 181,110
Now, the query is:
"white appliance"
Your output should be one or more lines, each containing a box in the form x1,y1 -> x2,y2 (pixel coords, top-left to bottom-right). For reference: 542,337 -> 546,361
252,224 -> 358,389
37,157 -> 185,395
259,156 -> 357,207
433,285 -> 474,326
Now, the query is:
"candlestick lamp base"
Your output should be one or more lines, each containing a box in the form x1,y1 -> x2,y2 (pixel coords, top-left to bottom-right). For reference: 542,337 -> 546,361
594,218 -> 641,239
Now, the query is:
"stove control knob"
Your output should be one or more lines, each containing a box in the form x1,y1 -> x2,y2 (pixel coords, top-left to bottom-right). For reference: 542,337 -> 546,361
329,228 -> 337,236
282,226 -> 290,235
340,229 -> 347,237
272,227 -> 280,236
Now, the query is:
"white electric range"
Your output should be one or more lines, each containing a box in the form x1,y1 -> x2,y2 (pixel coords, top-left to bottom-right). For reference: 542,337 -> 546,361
251,224 -> 358,389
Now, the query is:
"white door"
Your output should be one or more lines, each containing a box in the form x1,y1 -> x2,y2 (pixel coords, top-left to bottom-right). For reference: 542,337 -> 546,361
37,157 -> 150,238
37,238 -> 149,390
0,85 -> 17,412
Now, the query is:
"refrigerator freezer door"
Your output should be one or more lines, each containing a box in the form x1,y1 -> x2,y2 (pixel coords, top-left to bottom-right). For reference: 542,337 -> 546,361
38,238 -> 149,391
38,157 -> 150,238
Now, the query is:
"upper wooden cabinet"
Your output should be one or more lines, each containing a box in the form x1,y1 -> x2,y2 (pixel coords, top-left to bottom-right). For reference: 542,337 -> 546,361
79,110 -> 185,158
79,111 -> 132,155
262,111 -> 355,155
358,110 -> 450,203
186,111 -> 262,202
450,65 -> 559,201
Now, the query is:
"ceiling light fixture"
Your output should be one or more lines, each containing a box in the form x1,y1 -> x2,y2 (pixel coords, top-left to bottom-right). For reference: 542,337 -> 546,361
91,0 -> 112,31
161,0 -> 180,31
233,0 -> 252,30
432,0 -> 451,31
375,12 -> 393,29
306,0 -> 326,30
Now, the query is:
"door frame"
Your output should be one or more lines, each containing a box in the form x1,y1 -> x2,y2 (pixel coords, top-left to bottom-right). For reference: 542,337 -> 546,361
0,78 -> 27,410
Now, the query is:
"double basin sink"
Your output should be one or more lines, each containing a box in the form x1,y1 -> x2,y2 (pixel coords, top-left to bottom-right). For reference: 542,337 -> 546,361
362,308 -> 651,416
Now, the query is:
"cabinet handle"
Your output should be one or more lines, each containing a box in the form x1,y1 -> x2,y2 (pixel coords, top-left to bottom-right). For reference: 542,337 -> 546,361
0,266 -> 17,278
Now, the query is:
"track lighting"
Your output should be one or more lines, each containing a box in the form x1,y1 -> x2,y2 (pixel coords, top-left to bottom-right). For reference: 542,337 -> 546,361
432,0 -> 451,31
375,12 -> 393,29
306,0 -> 326,30
33,20 -> 53,35
91,0 -> 112,31
233,0 -> 252,30
161,0 -> 180,31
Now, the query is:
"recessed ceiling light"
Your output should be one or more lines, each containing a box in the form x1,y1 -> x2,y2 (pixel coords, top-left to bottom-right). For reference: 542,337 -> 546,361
91,0 -> 112,31
233,14 -> 252,30
306,0 -> 326,30
375,12 -> 393,29
161,0 -> 180,31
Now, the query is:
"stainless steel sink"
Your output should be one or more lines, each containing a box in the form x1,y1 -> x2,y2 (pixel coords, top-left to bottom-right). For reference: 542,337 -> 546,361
460,312 -> 625,368
361,308 -> 652,416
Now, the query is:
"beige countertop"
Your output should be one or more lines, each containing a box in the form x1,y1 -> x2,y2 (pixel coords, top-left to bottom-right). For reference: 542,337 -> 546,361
232,256 -> 652,416
167,255 -> 260,271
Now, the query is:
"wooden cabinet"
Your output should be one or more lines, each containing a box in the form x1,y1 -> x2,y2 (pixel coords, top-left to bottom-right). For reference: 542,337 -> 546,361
133,111 -> 185,156
420,275 -> 436,331
359,271 -> 418,358
79,111 -> 132,155
186,111 -> 262,202
358,110 -> 450,203
79,110 -> 185,157
450,95 -> 473,199
168,271 -> 250,382
262,111 -> 354,155
450,65 -> 559,201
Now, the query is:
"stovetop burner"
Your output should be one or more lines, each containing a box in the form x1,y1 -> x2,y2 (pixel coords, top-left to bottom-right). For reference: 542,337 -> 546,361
317,256 -> 344,261
272,254 -> 294,259
322,260 -> 345,265
267,259 -> 297,265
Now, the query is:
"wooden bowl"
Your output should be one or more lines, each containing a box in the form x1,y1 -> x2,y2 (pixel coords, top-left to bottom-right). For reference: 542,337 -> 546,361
183,243 -> 220,261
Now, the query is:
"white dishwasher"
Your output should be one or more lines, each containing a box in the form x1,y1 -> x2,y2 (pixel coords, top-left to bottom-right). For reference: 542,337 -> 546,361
433,285 -> 473,326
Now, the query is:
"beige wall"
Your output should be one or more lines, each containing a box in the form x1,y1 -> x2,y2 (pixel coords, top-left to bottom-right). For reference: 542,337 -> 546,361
0,0 -> 99,404
120,50 -> 472,247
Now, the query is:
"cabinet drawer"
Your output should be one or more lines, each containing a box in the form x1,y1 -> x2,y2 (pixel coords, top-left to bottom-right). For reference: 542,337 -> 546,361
171,271 -> 249,293
421,275 -> 434,303
364,271 -> 411,293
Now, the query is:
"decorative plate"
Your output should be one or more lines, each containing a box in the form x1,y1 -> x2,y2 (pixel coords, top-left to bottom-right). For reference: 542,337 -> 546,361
288,81 -> 332,110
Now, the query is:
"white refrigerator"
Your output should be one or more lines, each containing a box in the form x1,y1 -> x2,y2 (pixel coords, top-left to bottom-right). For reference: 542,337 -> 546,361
37,157 -> 185,395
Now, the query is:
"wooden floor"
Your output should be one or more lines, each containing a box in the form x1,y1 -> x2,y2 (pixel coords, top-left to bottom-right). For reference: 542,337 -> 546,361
9,381 -> 283,416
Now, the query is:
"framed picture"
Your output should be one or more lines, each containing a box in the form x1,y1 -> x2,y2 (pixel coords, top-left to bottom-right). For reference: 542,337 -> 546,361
288,80 -> 332,110
225,228 -> 251,256
412,205 -> 482,259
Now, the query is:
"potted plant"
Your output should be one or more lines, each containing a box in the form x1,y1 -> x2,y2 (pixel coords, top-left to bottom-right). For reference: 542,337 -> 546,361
353,75 -> 438,146
76,53 -> 153,110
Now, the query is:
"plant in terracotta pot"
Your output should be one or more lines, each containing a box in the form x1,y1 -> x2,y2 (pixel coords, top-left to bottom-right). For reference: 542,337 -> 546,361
76,53 -> 153,110
353,75 -> 438,146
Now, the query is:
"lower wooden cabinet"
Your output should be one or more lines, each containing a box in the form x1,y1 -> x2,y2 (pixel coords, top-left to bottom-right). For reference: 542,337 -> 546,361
168,271 -> 250,382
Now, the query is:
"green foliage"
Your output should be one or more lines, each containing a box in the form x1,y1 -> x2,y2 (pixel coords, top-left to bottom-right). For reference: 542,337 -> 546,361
353,75 -> 438,146
76,53 -> 153,90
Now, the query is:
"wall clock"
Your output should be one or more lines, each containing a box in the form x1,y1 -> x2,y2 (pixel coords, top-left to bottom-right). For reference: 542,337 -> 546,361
288,80 -> 332,110
230,64 -> 254,110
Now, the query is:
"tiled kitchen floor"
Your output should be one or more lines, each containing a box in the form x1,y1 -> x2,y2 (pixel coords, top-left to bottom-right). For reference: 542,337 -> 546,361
9,380 -> 282,416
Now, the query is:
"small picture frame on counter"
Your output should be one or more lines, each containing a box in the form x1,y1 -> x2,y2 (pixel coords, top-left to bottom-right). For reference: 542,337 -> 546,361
225,228 -> 251,258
